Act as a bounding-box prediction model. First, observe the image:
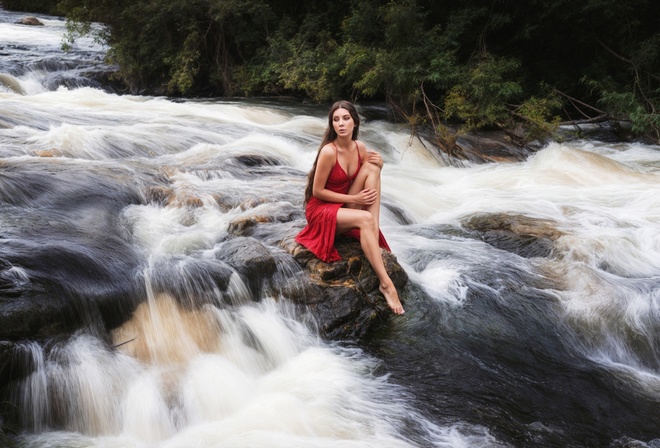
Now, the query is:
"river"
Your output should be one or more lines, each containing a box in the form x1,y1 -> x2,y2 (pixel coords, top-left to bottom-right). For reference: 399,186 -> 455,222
1,7 -> 660,448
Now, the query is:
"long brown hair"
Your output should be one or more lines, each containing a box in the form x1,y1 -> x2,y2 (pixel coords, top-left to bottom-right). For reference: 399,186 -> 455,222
303,100 -> 361,204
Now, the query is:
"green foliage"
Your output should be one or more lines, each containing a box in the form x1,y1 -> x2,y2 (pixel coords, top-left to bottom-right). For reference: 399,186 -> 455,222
273,30 -> 342,101
514,94 -> 563,141
344,46 -> 385,98
236,10 -> 346,101
596,87 -> 660,143
11,0 -> 659,143
58,0 -> 276,95
371,0 -> 441,103
443,54 -> 522,130
579,26 -> 660,143
165,29 -> 201,94
62,15 -> 101,52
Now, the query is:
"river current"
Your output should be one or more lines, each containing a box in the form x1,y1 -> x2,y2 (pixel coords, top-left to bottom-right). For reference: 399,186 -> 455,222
1,7 -> 660,448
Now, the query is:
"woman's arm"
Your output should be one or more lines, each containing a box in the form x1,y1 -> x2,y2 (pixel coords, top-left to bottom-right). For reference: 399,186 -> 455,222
357,141 -> 384,169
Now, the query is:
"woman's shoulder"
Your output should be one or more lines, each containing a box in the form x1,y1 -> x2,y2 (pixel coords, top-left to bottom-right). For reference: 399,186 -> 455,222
355,140 -> 368,156
317,143 -> 336,165
319,142 -> 336,157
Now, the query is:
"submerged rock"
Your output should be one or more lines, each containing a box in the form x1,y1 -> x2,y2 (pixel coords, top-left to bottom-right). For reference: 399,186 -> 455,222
462,213 -> 563,258
0,73 -> 25,95
216,236 -> 277,298
228,203 -> 300,237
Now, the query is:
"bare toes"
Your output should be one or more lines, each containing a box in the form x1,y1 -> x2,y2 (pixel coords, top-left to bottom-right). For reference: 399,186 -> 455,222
379,284 -> 405,315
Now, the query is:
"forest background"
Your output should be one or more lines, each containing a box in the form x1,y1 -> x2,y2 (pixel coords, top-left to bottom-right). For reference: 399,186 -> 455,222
4,0 -> 660,148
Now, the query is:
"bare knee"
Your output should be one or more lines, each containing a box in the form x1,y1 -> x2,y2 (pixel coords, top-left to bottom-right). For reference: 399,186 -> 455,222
362,161 -> 381,178
356,210 -> 375,230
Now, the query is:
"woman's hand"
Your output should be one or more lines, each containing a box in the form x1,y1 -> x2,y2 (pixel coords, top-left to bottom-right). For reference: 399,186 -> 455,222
353,188 -> 378,206
366,150 -> 383,169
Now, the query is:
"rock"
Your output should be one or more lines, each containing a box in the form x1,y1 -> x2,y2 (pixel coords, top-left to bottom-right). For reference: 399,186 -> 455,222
417,125 -> 537,164
0,73 -> 24,95
0,258 -> 71,340
145,185 -> 204,209
0,226 -> 408,388
111,293 -> 223,365
228,202 -> 300,237
281,235 -> 408,339
215,236 -> 277,298
556,121 -> 637,144
16,17 -> 44,26
0,240 -> 145,382
171,193 -> 204,208
231,154 -> 282,167
34,149 -> 61,157
146,185 -> 174,205
0,341 -> 14,387
0,296 -> 70,340
456,132 -> 533,163
462,213 -> 563,258
148,256 -> 234,307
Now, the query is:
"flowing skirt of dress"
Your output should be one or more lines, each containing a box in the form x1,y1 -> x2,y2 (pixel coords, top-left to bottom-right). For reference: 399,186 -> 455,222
296,196 -> 391,263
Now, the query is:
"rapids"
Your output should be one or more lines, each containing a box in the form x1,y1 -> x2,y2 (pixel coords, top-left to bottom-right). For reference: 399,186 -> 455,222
1,6 -> 660,448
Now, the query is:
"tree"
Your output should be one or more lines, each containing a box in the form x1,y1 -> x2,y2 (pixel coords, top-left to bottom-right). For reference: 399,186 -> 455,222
6,0 -> 658,143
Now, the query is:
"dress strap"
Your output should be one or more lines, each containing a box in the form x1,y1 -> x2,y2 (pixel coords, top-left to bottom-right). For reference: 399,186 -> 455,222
332,141 -> 340,166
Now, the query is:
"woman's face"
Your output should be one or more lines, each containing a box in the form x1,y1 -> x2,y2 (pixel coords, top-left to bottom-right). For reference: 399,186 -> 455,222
332,107 -> 354,139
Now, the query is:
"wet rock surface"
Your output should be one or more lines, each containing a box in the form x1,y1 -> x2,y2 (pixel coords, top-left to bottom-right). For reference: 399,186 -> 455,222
462,213 -> 563,258
280,235 -> 409,340
16,17 -> 43,26
0,229 -> 409,382
216,236 -> 278,299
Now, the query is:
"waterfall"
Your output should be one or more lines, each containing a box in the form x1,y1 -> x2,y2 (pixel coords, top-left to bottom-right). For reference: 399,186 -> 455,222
2,6 -> 660,447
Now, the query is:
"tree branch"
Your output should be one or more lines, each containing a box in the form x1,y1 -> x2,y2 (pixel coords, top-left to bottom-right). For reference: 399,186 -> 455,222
551,87 -> 608,116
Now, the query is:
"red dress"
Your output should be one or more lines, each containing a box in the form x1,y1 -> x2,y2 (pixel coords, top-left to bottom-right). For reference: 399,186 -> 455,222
295,144 -> 391,262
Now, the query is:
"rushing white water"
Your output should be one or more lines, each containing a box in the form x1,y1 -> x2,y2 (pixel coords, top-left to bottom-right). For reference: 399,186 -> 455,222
2,7 -> 660,448
12,300 -> 430,447
0,89 -> 493,446
0,7 -> 108,95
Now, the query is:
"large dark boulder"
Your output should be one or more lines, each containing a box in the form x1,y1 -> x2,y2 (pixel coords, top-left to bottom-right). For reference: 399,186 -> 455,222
280,235 -> 408,340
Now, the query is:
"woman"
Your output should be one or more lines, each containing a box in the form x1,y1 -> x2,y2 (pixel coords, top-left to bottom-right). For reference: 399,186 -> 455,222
296,100 -> 404,315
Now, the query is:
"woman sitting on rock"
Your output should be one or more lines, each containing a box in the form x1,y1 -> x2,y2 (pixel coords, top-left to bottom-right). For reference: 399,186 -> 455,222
296,100 -> 404,315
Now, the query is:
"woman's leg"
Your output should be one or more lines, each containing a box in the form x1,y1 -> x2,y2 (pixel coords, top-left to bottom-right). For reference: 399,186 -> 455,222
336,207 -> 404,314
346,162 -> 381,231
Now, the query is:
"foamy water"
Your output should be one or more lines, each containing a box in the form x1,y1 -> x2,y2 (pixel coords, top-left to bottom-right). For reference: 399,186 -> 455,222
11,298 -> 492,448
2,6 -> 660,447
1,87 -> 499,448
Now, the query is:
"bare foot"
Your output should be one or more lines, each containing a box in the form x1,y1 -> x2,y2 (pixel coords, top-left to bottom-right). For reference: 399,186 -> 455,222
379,283 -> 405,315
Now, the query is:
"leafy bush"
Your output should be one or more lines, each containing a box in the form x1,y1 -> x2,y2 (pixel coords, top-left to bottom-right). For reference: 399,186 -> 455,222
6,0 -> 659,144
443,54 -> 522,130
